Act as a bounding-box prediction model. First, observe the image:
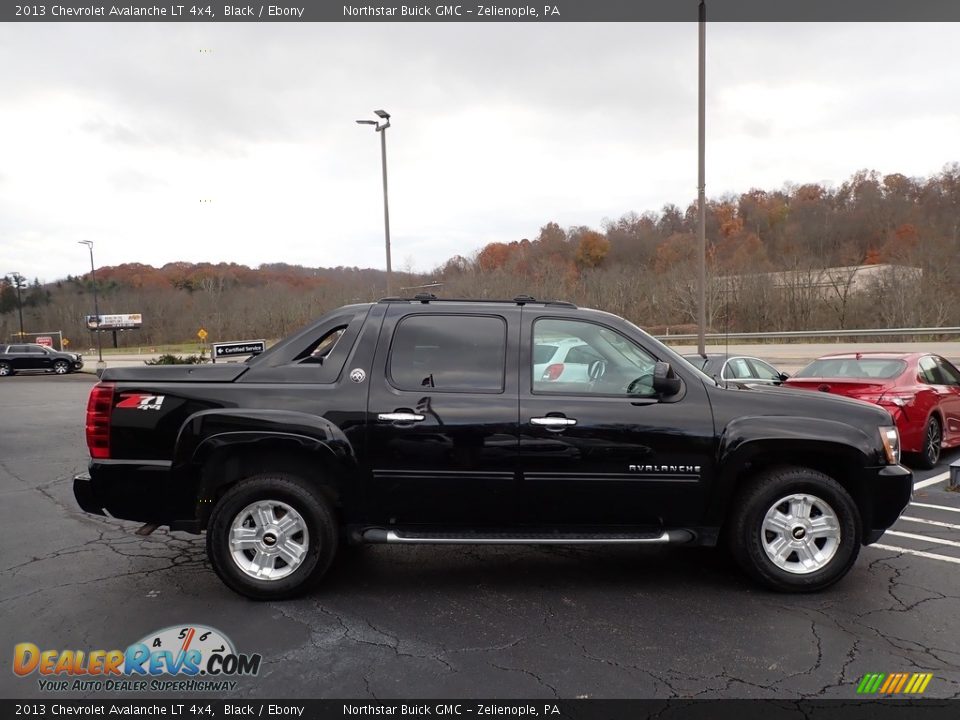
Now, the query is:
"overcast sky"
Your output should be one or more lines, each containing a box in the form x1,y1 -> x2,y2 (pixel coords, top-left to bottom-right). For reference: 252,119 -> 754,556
0,22 -> 957,284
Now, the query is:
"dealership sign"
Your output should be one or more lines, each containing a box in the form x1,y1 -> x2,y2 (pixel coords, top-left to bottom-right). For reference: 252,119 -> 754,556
86,313 -> 143,330
212,340 -> 266,361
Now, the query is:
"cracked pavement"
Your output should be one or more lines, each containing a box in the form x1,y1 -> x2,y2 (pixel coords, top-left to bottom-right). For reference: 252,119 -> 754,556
2,374 -> 960,699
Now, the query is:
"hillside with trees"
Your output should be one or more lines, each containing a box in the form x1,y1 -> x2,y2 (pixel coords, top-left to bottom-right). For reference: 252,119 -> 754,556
2,164 -> 958,347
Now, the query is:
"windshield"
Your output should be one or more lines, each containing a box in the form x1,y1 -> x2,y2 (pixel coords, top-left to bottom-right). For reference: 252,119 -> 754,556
794,358 -> 907,379
620,320 -> 720,386
682,354 -> 710,371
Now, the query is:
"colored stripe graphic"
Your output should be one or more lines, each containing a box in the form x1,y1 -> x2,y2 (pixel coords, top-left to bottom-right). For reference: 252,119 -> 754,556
858,672 -> 932,694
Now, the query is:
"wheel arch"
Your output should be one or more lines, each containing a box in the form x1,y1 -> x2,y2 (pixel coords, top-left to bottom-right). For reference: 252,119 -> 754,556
171,409 -> 358,529
709,417 -> 881,542
190,434 -> 353,529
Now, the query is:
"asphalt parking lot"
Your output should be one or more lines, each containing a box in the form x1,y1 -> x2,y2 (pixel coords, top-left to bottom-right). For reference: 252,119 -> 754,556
2,373 -> 960,699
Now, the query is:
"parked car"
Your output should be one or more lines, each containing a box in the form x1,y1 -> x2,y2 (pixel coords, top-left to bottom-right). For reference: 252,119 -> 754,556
533,337 -> 605,383
73,296 -> 911,599
785,352 -> 960,469
0,343 -> 83,376
683,353 -> 789,387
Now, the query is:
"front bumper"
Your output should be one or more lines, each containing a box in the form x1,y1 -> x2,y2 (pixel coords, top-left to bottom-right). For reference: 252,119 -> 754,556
862,463 -> 913,544
73,460 -> 199,532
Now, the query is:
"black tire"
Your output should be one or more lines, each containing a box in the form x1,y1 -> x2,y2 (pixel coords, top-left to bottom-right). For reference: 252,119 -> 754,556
206,473 -> 338,600
53,360 -> 70,375
912,416 -> 941,470
0,361 -> 12,377
727,466 -> 861,592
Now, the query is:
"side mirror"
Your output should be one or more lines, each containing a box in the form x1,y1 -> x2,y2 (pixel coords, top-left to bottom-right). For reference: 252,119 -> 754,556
778,372 -> 790,382
653,361 -> 682,396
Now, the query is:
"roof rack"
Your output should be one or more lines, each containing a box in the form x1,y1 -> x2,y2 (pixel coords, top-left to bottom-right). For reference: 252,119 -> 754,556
377,295 -> 577,308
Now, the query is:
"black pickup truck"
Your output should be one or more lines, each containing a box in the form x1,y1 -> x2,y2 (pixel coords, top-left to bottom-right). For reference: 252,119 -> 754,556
74,296 -> 912,599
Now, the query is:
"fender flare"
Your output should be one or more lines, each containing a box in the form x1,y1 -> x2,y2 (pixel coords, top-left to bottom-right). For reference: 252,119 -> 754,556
705,415 -> 879,526
171,409 -> 358,516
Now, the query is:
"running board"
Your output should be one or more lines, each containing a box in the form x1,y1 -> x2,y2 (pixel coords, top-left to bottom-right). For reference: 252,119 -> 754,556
360,528 -> 694,545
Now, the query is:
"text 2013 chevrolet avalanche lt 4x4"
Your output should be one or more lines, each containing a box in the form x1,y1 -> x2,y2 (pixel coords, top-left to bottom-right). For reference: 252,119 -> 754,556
73,296 -> 913,599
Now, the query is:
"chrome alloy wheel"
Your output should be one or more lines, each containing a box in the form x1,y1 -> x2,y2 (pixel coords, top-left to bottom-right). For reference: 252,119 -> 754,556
228,500 -> 310,581
925,419 -> 942,467
54,361 -> 69,374
761,493 -> 841,575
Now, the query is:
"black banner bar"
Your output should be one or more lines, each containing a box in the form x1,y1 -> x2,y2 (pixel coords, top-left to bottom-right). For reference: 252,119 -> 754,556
1,699 -> 958,720
4,0 -> 960,22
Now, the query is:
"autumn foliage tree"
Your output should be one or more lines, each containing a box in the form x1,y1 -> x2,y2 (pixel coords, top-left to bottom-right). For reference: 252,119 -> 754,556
4,164 -> 960,345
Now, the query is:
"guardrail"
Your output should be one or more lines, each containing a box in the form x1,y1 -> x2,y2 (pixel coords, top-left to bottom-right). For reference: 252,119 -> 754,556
656,327 -> 960,342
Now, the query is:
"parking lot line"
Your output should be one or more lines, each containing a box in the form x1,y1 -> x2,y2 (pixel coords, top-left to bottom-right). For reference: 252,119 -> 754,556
884,530 -> 960,548
871,543 -> 960,565
910,501 -> 960,514
900,516 -> 960,530
914,472 -> 949,490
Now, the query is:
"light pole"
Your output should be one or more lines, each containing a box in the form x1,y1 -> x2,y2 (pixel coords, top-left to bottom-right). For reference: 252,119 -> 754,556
8,272 -> 25,340
78,240 -> 104,366
696,0 -> 707,356
356,109 -> 393,295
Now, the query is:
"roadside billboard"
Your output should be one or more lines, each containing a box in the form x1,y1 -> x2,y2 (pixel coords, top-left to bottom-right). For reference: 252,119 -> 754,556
85,313 -> 143,330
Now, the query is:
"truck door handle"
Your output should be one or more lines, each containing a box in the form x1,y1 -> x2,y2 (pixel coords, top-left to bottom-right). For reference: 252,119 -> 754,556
378,412 -> 425,423
530,416 -> 577,427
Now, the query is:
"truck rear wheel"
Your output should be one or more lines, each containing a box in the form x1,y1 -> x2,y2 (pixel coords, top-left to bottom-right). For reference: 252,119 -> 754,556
727,466 -> 861,592
207,473 -> 338,600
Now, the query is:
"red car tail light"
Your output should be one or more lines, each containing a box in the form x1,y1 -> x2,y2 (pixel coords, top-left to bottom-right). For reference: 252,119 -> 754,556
879,392 -> 916,408
85,382 -> 115,459
542,363 -> 565,381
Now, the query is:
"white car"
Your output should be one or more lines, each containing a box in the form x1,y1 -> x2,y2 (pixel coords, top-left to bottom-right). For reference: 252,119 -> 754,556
533,338 -> 605,383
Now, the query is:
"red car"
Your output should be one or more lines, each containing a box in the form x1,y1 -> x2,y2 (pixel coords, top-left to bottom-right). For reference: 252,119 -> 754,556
785,352 -> 960,469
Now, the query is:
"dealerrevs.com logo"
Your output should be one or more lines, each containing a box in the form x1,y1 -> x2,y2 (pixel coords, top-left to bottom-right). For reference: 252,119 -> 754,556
13,625 -> 261,692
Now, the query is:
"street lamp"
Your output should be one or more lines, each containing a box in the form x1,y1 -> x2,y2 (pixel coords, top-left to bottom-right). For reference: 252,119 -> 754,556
78,240 -> 104,366
7,272 -> 25,341
356,109 -> 393,295
696,0 -> 707,356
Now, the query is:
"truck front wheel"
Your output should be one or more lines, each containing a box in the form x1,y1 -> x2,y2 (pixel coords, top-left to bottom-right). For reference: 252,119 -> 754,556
728,466 -> 861,592
207,473 -> 338,600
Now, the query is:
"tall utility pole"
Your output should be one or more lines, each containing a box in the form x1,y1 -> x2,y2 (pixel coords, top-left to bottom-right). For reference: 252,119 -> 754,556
356,110 -> 393,295
8,272 -> 25,340
78,240 -> 104,365
696,0 -> 707,356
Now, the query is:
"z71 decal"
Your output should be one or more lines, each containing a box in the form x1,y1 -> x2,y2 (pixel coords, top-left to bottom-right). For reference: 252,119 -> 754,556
116,394 -> 165,410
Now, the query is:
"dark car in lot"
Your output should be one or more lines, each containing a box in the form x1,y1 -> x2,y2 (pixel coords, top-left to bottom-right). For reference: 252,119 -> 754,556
0,343 -> 83,376
785,351 -> 960,470
683,353 -> 789,387
73,296 -> 912,599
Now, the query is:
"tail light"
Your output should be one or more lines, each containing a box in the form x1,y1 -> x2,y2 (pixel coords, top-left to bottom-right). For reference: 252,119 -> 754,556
542,363 -> 565,381
879,392 -> 916,408
85,382 -> 115,459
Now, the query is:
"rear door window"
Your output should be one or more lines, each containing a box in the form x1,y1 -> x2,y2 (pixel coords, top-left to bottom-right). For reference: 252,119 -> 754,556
724,358 -> 753,379
919,356 -> 940,384
389,314 -> 506,392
